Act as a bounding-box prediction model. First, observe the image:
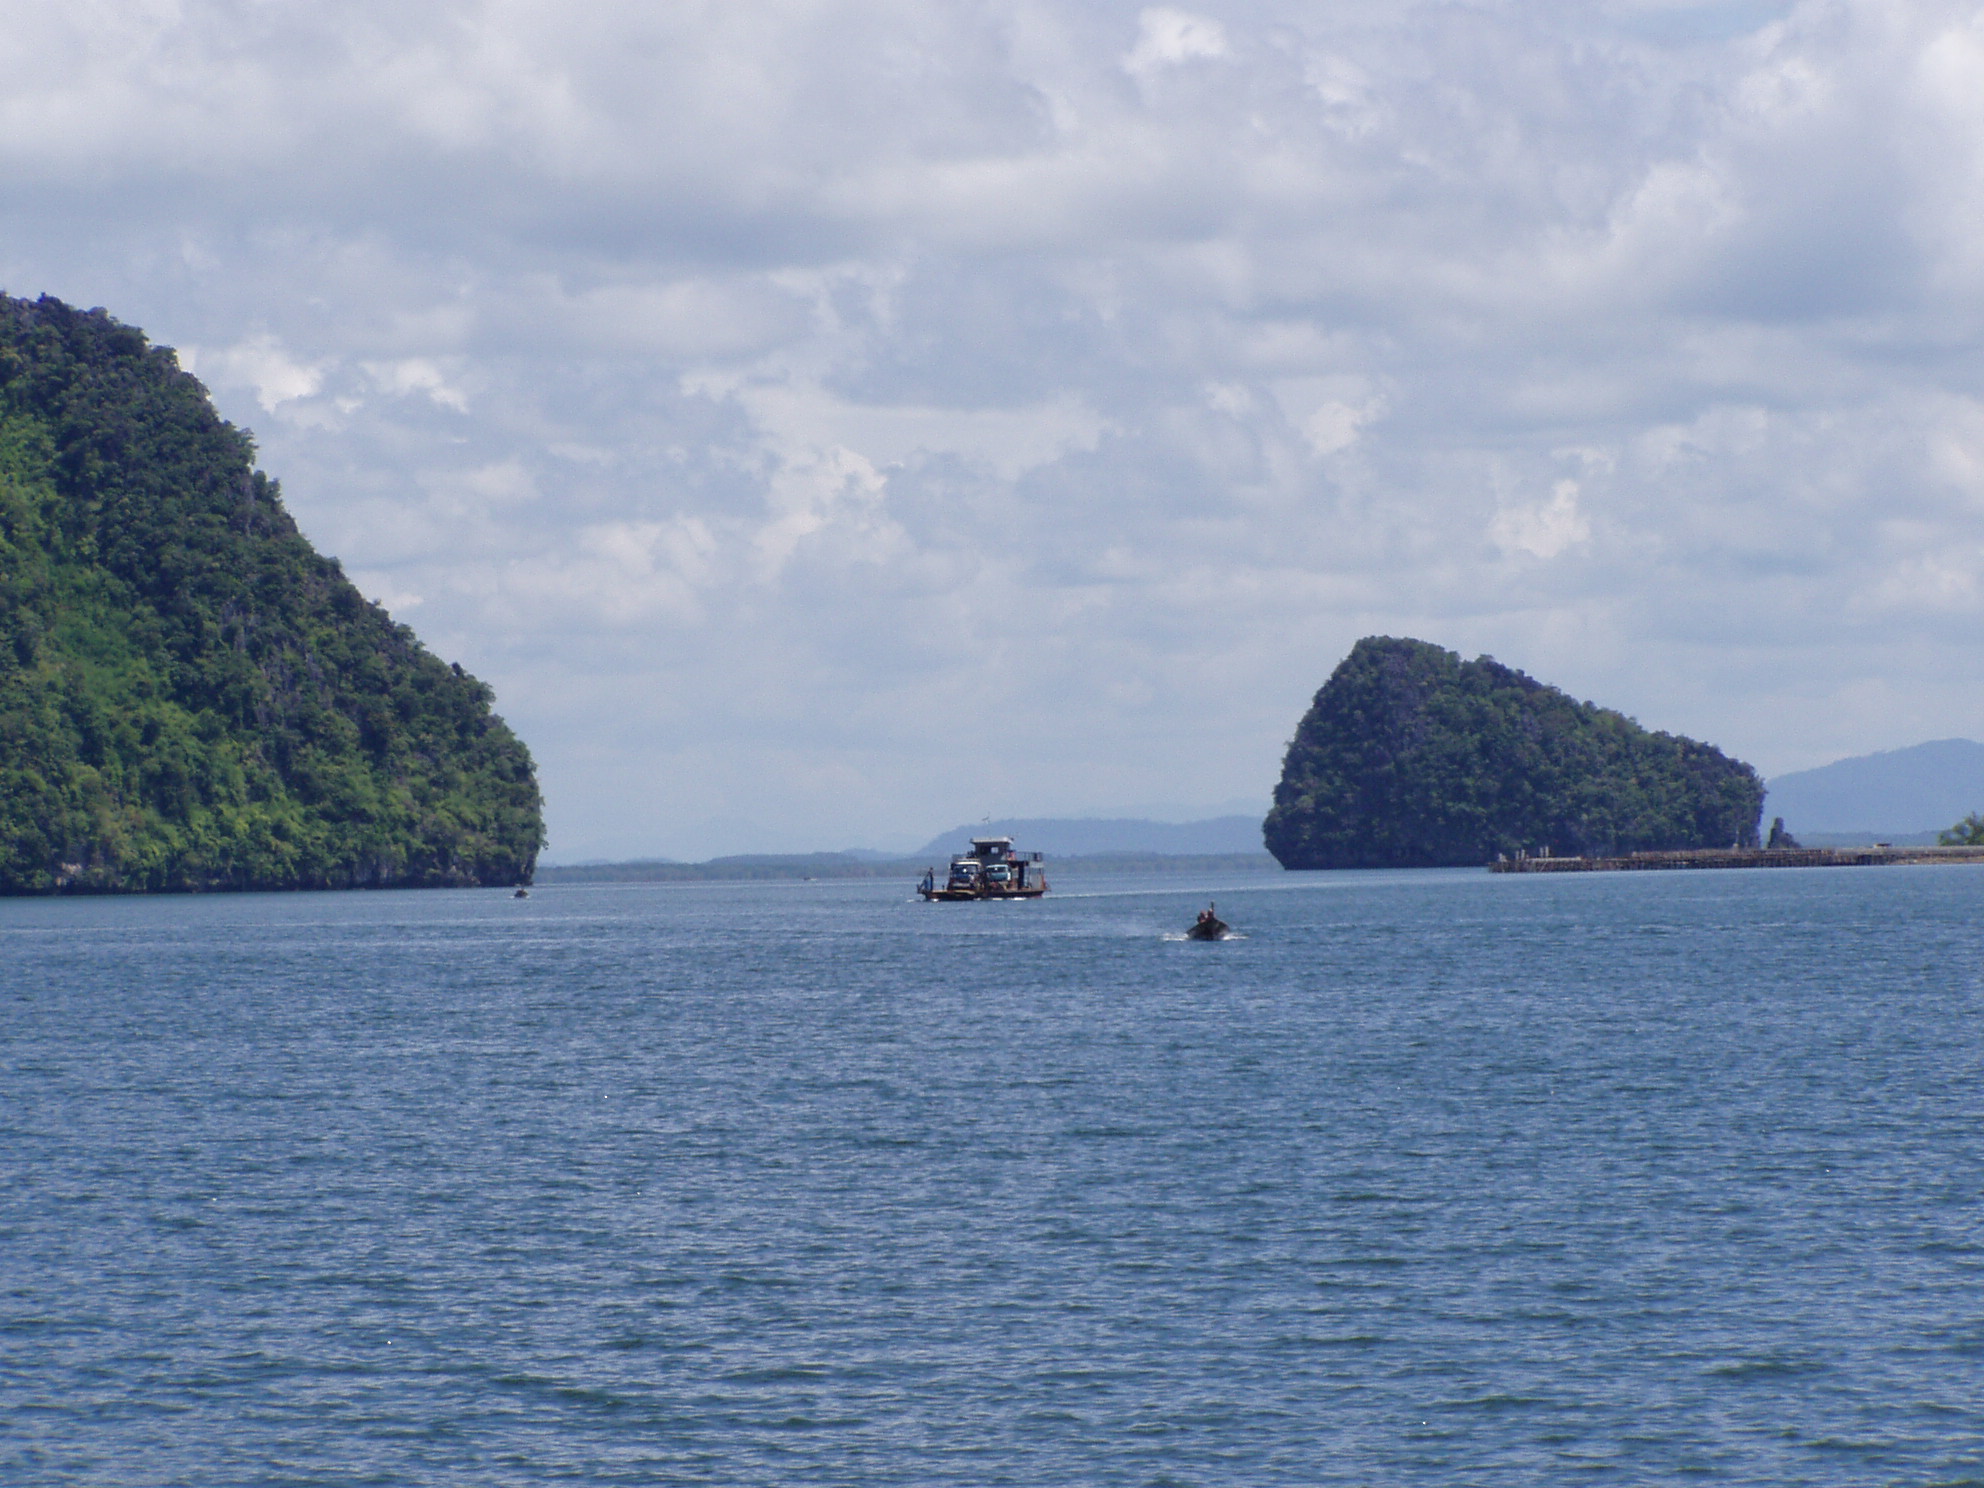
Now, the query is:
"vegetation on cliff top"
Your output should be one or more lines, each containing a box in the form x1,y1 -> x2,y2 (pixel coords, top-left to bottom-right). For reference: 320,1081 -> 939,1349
0,294 -> 542,892
1264,637 -> 1764,869
1938,813 -> 1984,846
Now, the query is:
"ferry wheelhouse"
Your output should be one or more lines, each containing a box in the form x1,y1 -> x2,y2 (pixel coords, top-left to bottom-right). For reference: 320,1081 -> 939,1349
917,837 -> 1048,901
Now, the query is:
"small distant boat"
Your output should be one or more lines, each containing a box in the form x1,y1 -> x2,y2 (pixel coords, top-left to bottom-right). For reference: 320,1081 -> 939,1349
513,887 -> 530,898
918,837 -> 1048,900
1185,902 -> 1229,940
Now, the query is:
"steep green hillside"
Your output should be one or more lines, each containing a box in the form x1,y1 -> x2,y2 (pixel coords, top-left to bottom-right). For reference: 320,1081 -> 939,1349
0,294 -> 541,892
1265,637 -> 1762,869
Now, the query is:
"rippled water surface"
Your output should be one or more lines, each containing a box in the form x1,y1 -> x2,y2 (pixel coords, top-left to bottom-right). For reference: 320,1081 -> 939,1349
5,866 -> 1984,1485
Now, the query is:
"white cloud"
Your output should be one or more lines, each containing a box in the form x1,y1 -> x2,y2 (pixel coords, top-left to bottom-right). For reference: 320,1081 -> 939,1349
1125,8 -> 1229,75
1492,479 -> 1592,560
347,572 -> 424,614
364,357 -> 469,411
706,377 -> 1111,482
753,445 -> 901,578
195,334 -> 326,413
498,516 -> 720,627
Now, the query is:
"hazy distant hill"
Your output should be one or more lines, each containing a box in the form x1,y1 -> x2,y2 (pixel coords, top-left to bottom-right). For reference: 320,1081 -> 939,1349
1766,739 -> 1984,835
912,815 -> 1266,859
534,849 -> 1279,884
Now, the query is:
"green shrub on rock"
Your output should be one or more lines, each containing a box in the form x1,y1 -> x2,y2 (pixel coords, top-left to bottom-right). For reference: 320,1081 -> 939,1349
1938,813 -> 1984,847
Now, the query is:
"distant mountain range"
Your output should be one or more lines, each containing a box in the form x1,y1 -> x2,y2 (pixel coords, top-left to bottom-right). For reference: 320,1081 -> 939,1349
535,848 -> 1281,884
547,737 -> 1984,874
911,815 -> 1267,859
1766,739 -> 1984,836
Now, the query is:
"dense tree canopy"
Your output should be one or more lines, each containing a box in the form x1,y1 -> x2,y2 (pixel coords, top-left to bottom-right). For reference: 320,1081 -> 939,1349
1264,637 -> 1763,869
1939,813 -> 1984,847
0,294 -> 542,892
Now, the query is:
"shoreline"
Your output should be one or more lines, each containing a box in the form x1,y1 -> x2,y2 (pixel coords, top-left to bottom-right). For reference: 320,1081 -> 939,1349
1491,844 -> 1984,873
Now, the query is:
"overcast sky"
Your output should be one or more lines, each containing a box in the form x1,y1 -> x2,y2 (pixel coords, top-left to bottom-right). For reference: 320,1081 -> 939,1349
4,0 -> 1983,859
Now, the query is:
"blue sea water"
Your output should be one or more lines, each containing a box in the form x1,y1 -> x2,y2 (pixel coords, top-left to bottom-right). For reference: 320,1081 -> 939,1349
3,865 -> 1982,1486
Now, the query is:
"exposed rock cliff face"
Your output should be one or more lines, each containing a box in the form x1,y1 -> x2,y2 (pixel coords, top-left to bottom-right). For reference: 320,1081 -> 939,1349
0,295 -> 542,892
1265,637 -> 1763,869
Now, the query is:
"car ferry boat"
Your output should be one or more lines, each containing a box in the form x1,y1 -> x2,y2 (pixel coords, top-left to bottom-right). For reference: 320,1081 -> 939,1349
917,837 -> 1048,900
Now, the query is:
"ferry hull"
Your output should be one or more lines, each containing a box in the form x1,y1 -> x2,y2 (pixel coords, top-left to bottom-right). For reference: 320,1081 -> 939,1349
921,884 -> 1048,901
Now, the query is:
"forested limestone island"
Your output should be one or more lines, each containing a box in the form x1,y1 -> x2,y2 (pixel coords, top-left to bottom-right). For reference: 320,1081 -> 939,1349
1264,637 -> 1765,869
0,294 -> 543,893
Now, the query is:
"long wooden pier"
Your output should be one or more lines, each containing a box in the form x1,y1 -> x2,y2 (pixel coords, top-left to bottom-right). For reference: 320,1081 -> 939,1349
1490,844 -> 1984,873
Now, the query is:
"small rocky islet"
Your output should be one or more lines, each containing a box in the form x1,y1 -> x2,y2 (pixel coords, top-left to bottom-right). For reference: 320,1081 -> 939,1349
1265,636 -> 1765,869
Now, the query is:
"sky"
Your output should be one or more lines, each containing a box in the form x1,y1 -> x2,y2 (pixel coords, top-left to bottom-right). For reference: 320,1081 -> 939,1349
4,0 -> 1983,860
